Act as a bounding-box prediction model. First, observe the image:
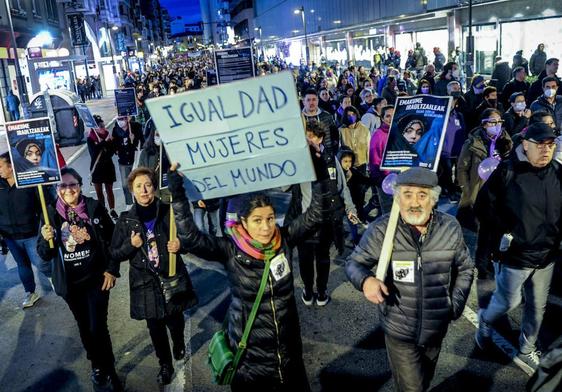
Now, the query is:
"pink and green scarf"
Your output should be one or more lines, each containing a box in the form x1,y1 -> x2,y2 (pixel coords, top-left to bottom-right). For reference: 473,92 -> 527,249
225,220 -> 281,261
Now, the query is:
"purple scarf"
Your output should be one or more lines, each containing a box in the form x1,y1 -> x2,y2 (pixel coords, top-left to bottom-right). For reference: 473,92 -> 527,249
56,197 -> 90,223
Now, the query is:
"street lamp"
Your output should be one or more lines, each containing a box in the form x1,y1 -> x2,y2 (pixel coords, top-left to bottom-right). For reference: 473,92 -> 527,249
294,6 -> 309,65
105,24 -> 118,74
3,0 -> 29,117
254,26 -> 263,59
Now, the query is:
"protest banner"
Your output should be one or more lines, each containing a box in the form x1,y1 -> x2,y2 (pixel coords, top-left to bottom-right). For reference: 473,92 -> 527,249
214,47 -> 255,84
375,95 -> 452,282
5,117 -> 61,188
75,103 -> 98,129
115,88 -> 138,116
145,71 -> 316,200
380,95 -> 453,172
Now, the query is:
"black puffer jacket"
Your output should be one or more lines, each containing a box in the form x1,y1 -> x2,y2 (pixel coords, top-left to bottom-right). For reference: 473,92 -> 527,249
37,196 -> 119,298
475,145 -> 562,269
346,211 -> 474,346
171,182 -> 325,385
110,199 -> 197,320
0,179 -> 42,239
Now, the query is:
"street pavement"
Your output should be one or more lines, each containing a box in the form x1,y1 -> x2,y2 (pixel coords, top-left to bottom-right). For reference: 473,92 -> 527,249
0,143 -> 560,391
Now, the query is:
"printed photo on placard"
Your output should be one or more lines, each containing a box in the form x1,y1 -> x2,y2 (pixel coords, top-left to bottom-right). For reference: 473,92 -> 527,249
5,117 -> 61,187
380,95 -> 452,172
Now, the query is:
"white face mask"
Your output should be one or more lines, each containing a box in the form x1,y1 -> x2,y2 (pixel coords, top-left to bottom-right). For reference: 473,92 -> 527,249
452,68 -> 460,79
544,88 -> 557,98
154,136 -> 161,146
117,120 -> 127,129
514,102 -> 526,112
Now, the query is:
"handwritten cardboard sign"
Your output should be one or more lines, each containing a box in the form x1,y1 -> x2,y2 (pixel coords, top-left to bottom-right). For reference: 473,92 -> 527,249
145,71 -> 316,200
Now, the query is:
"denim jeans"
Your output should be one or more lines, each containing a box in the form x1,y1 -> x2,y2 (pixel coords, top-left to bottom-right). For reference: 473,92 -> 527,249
119,164 -> 133,205
5,235 -> 52,293
193,208 -> 221,236
482,262 -> 554,353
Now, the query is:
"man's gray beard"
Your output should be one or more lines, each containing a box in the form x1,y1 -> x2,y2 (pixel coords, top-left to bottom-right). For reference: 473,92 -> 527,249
402,210 -> 431,226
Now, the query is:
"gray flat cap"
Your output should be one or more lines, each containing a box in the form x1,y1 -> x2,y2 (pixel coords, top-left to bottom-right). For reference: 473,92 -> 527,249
395,167 -> 438,188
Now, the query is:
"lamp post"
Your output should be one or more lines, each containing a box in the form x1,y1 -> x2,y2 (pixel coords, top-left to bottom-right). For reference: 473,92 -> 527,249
254,26 -> 263,60
294,6 -> 309,65
3,0 -> 29,117
465,0 -> 474,78
105,23 -> 118,74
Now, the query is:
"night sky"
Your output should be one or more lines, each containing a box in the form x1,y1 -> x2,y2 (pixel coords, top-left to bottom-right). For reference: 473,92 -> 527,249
160,0 -> 201,24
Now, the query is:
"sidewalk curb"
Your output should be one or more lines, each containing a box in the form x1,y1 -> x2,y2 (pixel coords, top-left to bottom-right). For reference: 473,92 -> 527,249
66,116 -> 117,165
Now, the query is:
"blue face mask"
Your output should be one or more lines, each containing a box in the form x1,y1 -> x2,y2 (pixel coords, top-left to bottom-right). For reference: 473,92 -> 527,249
486,124 -> 502,137
421,87 -> 430,94
348,115 -> 357,124
473,86 -> 484,94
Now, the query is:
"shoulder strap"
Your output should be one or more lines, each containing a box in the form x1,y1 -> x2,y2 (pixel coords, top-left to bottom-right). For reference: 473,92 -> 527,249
230,256 -> 272,374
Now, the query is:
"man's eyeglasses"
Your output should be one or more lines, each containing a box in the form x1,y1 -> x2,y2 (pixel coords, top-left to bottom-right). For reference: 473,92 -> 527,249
58,183 -> 80,190
527,140 -> 556,150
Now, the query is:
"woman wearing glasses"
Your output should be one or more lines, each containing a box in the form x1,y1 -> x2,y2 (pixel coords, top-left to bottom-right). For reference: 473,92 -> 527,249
37,167 -> 122,391
457,108 -> 513,278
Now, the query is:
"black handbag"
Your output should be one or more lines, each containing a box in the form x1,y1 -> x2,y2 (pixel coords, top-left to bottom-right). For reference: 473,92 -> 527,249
158,273 -> 199,308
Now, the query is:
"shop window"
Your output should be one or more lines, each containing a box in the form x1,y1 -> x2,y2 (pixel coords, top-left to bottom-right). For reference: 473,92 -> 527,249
9,0 -> 26,16
463,24 -> 497,75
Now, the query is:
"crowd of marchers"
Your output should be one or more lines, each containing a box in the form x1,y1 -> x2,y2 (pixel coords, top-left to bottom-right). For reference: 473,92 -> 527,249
1,43 -> 561,392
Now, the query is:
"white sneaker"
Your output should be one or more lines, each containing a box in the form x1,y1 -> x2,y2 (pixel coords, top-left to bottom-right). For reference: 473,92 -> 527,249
22,292 -> 40,308
514,350 -> 541,372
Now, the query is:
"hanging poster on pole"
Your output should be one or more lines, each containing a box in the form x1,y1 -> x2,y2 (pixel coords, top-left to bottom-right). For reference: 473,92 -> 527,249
380,95 -> 453,172
115,88 -> 138,116
75,103 -> 98,129
5,117 -> 61,188
145,71 -> 316,201
214,47 -> 255,84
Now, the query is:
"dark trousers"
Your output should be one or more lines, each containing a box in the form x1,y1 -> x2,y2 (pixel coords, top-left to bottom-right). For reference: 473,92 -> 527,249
475,227 -> 495,279
65,281 -> 115,373
230,358 -> 310,392
297,232 -> 332,295
385,334 -> 442,392
437,157 -> 458,195
146,312 -> 185,366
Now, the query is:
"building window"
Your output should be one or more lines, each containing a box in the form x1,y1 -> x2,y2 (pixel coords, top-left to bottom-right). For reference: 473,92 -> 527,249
9,0 -> 26,16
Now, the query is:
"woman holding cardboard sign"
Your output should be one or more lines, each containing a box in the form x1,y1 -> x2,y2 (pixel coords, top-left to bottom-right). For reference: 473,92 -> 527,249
168,157 -> 329,391
37,167 -> 121,391
109,167 -> 197,386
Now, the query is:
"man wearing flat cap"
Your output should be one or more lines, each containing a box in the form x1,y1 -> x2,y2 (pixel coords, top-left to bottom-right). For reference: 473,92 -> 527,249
345,167 -> 474,391
474,122 -> 562,372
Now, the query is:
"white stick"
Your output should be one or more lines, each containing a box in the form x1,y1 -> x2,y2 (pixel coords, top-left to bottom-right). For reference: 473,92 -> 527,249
375,198 -> 400,281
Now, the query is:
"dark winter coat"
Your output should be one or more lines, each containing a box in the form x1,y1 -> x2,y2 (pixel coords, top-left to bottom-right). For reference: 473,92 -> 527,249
0,179 -> 43,239
501,79 -> 529,108
171,183 -> 325,385
491,61 -> 512,93
530,95 -> 562,129
475,145 -> 562,269
110,199 -> 197,320
301,109 -> 339,155
345,211 -> 474,346
111,121 -> 144,166
502,107 -> 529,136
530,49 -> 547,76
527,70 -> 562,104
36,196 -> 119,298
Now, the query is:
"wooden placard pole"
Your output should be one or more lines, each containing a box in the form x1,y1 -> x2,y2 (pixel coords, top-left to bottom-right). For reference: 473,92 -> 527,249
169,195 -> 177,277
37,185 -> 54,249
375,198 -> 400,281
